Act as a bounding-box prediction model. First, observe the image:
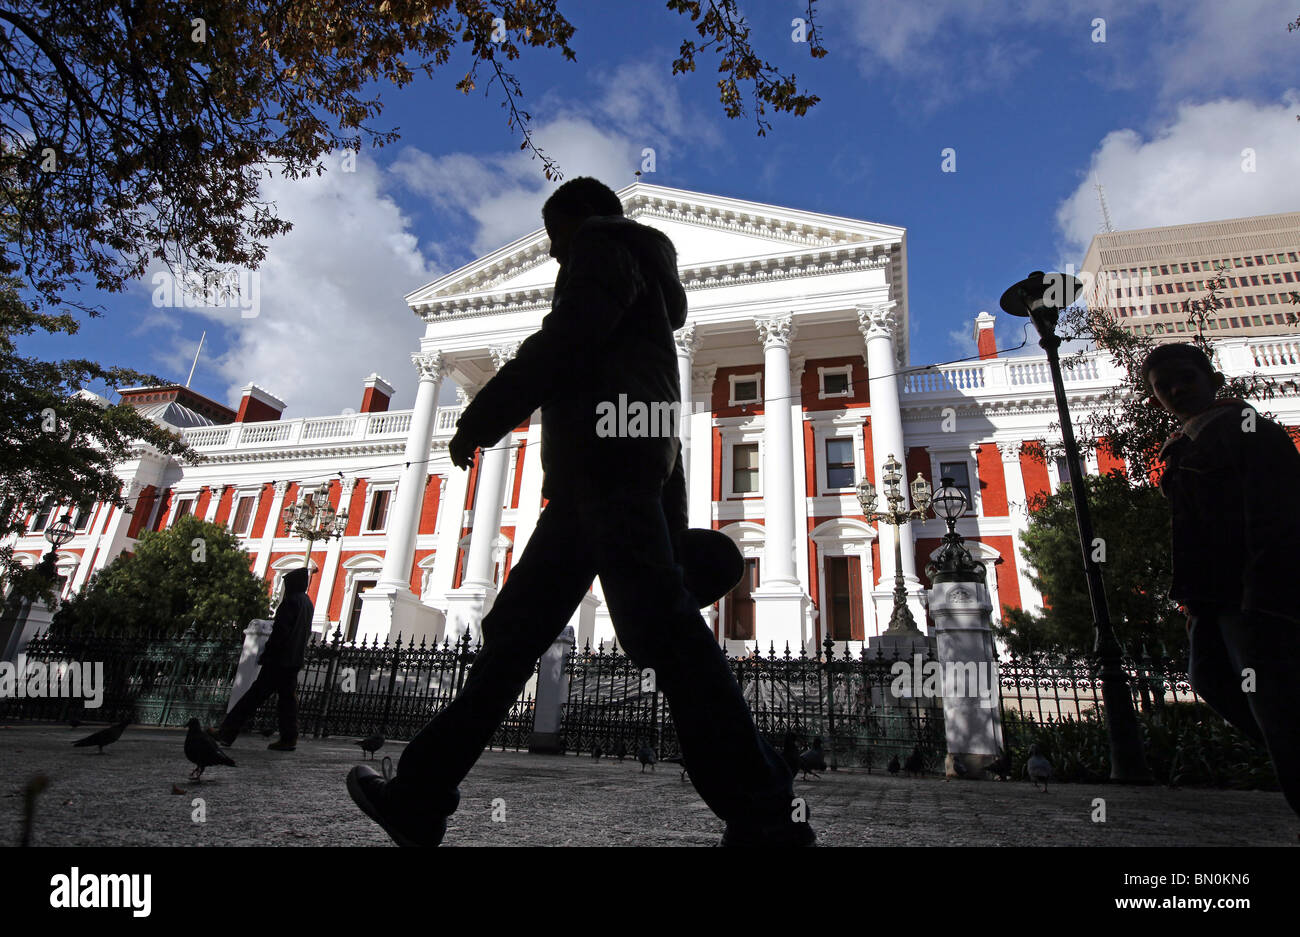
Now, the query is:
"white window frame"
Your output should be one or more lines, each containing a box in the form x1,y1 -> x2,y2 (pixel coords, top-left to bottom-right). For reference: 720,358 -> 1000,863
723,434 -> 764,499
1049,452 -> 1097,495
817,365 -> 854,401
728,372 -> 762,407
229,491 -> 260,537
813,417 -> 865,495
167,492 -> 200,527
361,482 -> 397,533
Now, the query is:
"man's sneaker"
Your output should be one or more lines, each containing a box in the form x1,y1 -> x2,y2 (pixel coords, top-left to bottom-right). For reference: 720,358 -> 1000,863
718,807 -> 817,847
267,738 -> 297,752
346,764 -> 459,847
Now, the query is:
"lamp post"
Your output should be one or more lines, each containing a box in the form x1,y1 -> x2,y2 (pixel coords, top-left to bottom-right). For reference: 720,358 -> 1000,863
856,454 -> 932,634
41,514 -> 75,588
924,479 -> 984,580
999,271 -> 1152,784
281,482 -> 347,593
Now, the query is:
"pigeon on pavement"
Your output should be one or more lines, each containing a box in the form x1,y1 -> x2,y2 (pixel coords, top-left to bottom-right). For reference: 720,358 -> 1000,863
887,754 -> 901,775
185,719 -> 236,781
1027,744 -> 1052,792
904,747 -> 925,778
636,743 -> 656,773
592,744 -> 603,762
354,734 -> 385,760
72,720 -> 129,754
948,754 -> 968,781
798,737 -> 827,780
987,749 -> 1012,781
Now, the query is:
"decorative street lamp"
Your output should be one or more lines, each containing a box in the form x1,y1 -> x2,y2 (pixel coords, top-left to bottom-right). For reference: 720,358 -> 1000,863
924,478 -> 985,580
41,514 -> 75,585
1000,270 -> 1152,784
281,481 -> 348,583
856,454 -> 932,634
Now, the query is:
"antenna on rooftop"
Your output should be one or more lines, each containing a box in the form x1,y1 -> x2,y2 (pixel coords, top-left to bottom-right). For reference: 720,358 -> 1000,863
186,331 -> 206,388
1094,173 -> 1115,233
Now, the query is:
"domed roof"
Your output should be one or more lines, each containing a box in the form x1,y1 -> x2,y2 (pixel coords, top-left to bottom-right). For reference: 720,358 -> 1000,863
136,399 -> 218,430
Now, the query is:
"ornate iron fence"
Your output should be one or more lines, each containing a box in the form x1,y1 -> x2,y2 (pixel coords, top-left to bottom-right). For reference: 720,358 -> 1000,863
3,629 -> 537,749
559,638 -> 947,773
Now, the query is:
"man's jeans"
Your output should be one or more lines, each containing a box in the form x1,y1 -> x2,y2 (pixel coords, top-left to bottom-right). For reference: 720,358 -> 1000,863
221,663 -> 299,744
392,484 -> 798,826
1189,607 -> 1300,818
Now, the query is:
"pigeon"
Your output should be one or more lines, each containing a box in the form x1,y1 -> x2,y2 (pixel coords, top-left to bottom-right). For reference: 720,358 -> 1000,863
949,754 -> 968,781
72,720 -> 129,754
887,754 -> 901,776
1027,744 -> 1052,792
987,749 -> 1012,781
904,747 -> 925,778
782,732 -> 802,779
636,743 -> 656,773
354,734 -> 385,760
798,737 -> 827,779
592,745 -> 603,762
615,742 -> 628,762
661,755 -> 689,781
185,719 -> 236,781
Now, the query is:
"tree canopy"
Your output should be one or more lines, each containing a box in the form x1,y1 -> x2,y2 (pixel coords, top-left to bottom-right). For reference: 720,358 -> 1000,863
51,515 -> 270,638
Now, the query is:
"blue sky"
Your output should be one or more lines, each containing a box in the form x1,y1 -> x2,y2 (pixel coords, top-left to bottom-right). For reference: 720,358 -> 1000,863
19,0 -> 1300,417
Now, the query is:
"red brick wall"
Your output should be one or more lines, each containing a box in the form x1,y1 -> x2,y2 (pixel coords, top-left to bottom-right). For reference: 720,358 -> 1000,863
418,476 -> 441,535
344,480 -> 368,536
213,486 -> 234,526
712,364 -> 765,419
800,355 -> 871,412
975,443 -> 1008,516
510,442 -> 526,509
127,486 -> 157,538
248,484 -> 275,539
194,486 -> 212,521
1019,442 -> 1051,505
1097,437 -> 1126,475
151,489 -> 173,532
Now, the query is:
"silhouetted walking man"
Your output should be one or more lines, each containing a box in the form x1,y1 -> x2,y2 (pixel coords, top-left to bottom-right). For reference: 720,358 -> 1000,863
217,567 -> 313,751
347,177 -> 813,846
1145,343 -> 1300,819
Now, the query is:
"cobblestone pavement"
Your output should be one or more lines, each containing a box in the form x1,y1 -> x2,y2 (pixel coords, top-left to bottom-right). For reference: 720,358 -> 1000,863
1,723 -> 1295,847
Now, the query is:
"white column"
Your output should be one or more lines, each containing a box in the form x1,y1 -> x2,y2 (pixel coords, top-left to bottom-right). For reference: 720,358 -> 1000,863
752,314 -> 809,652
998,441 -> 1043,618
378,353 -> 445,589
203,484 -> 226,523
858,302 -> 925,633
359,352 -> 448,644
688,365 -> 716,530
312,478 -> 354,634
252,480 -> 290,579
674,323 -> 698,479
446,343 -> 519,641
507,410 -> 545,560
69,492 -> 120,593
428,467 -> 471,610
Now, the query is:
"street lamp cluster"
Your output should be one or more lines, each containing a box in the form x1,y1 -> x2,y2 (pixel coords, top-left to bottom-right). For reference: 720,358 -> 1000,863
281,482 -> 348,578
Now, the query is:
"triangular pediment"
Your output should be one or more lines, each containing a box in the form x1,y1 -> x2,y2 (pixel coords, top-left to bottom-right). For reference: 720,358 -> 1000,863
404,183 -> 904,310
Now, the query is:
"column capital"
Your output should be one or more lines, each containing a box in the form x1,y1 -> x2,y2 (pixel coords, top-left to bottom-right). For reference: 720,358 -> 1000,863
339,476 -> 357,497
996,440 -> 1022,462
273,479 -> 290,496
754,313 -> 795,350
412,351 -> 447,383
969,441 -> 984,458
122,479 -> 143,499
690,363 -> 717,396
456,384 -> 479,406
790,354 -> 807,384
489,341 -> 521,371
856,302 -> 899,343
674,322 -> 699,358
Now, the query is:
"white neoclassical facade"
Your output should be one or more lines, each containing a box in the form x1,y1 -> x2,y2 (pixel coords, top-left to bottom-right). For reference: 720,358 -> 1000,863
7,184 -> 1300,657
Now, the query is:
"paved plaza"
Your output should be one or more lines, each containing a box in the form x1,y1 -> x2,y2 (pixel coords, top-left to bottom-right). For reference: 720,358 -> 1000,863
1,723 -> 1295,847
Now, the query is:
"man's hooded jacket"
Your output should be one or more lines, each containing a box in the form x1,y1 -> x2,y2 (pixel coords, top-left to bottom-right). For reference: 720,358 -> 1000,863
454,214 -> 689,521
1158,398 -> 1300,623
262,567 -> 314,670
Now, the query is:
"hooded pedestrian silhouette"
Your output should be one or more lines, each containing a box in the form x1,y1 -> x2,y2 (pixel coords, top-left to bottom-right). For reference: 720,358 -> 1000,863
347,177 -> 813,846
217,566 -> 313,751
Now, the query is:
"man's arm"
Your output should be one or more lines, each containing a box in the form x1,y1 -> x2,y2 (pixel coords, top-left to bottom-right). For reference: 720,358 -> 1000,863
454,228 -> 643,452
1240,418 -> 1300,623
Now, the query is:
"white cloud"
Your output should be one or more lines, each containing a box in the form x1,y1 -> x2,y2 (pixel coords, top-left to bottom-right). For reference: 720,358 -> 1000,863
142,152 -> 439,417
831,0 -> 1297,107
1056,95 -> 1300,261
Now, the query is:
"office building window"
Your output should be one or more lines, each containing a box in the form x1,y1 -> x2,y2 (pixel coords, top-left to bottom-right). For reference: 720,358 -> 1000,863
939,461 -> 973,513
726,558 -> 758,641
366,489 -> 391,531
232,496 -> 256,535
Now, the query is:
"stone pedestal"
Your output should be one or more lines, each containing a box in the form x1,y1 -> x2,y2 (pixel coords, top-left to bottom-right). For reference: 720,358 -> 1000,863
0,593 -> 57,664
443,583 -> 498,645
753,587 -> 809,655
356,585 -> 445,645
867,628 -> 938,709
529,625 -> 576,753
931,575 -> 1002,778
227,619 -> 272,712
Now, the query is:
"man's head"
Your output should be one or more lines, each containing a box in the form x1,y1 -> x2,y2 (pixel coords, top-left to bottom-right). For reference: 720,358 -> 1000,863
1140,343 -> 1225,422
283,567 -> 310,594
542,177 -> 623,265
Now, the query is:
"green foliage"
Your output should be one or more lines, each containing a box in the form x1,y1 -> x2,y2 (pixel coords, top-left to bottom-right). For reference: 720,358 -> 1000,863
0,275 -> 196,603
1001,703 -> 1279,791
995,471 -> 1184,656
51,515 -> 268,639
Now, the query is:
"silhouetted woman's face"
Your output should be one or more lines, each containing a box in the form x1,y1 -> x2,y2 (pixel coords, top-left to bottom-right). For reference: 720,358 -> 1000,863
1147,361 -> 1224,422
